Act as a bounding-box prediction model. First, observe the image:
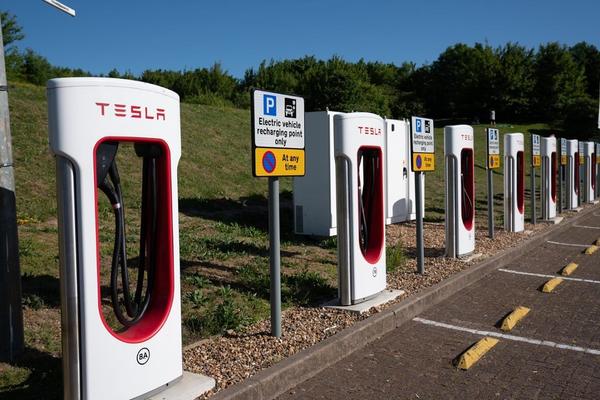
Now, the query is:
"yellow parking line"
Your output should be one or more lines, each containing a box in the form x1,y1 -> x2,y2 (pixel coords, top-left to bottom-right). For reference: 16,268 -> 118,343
585,245 -> 598,255
561,262 -> 579,276
456,337 -> 499,370
542,277 -> 563,293
500,306 -> 531,332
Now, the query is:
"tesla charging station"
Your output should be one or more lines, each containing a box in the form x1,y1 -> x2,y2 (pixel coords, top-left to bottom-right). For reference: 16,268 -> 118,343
566,139 -> 579,209
48,78 -> 213,400
294,112 -> 421,237
504,133 -> 525,232
541,137 -> 557,220
583,141 -> 596,203
444,125 -> 475,257
334,113 -> 386,305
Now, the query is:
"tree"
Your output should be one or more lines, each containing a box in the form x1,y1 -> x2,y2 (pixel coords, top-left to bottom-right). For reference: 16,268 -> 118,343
533,42 -> 587,123
570,42 -> 600,99
1,11 -> 24,49
495,43 -> 535,121
424,43 -> 500,120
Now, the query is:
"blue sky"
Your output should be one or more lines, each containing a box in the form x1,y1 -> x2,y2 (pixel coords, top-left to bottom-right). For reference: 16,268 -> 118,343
2,0 -> 599,78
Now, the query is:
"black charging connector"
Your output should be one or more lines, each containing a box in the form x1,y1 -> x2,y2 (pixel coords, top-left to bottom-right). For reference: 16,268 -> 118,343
96,141 -> 159,328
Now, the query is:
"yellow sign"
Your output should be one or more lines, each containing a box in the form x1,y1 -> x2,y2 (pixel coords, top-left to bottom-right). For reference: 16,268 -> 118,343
488,155 -> 500,169
561,155 -> 567,166
597,156 -> 600,165
254,148 -> 305,177
580,155 -> 585,164
412,153 -> 435,171
532,155 -> 541,168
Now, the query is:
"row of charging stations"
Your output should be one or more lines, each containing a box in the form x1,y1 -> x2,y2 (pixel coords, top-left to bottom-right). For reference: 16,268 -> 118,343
293,111 -> 423,237
46,77 -> 600,398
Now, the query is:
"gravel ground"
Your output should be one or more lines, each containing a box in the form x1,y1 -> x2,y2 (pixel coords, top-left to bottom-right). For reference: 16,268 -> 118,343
183,206 -> 588,397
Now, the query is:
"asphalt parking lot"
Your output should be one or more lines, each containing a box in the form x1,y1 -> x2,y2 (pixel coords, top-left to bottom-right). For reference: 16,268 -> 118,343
278,209 -> 600,399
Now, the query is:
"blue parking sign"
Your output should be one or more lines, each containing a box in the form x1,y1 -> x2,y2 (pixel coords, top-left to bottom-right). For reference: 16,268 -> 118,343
415,118 -> 422,133
263,95 -> 277,116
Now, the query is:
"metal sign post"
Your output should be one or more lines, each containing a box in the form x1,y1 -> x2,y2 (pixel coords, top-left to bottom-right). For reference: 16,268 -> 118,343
251,89 -> 305,337
531,134 -> 541,224
410,116 -> 435,274
559,138 -> 567,213
486,128 -> 500,238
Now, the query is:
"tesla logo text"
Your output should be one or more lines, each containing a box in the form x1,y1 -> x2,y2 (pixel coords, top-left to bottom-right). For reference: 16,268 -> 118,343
95,102 -> 166,120
358,126 -> 382,135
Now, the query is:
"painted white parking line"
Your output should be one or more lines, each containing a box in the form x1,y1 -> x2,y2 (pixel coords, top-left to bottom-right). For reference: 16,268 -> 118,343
546,240 -> 590,248
573,225 -> 600,230
413,317 -> 600,356
498,268 -> 600,284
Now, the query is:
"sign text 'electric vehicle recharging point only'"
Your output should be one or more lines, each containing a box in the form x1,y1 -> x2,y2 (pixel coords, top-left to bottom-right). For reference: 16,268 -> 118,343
504,133 -> 525,232
444,125 -> 475,257
334,113 -> 386,305
541,136 -> 557,220
48,78 -> 214,400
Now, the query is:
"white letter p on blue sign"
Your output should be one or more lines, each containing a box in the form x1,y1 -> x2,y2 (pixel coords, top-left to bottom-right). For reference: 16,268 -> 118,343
263,95 -> 277,116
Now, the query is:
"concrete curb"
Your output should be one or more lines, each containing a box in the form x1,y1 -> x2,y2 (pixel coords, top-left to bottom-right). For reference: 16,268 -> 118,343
211,205 -> 599,400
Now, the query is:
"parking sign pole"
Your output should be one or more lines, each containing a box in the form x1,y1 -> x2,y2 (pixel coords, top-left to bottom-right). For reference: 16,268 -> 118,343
268,177 -> 281,338
415,172 -> 424,274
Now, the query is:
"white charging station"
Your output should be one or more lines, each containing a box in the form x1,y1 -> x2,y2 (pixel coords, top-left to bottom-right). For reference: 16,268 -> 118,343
566,139 -> 579,209
384,118 -> 424,224
293,111 -> 341,236
334,112 -> 386,305
293,112 -> 422,237
541,136 -> 557,220
444,125 -> 475,257
583,141 -> 595,203
504,133 -> 525,232
48,78 -> 213,400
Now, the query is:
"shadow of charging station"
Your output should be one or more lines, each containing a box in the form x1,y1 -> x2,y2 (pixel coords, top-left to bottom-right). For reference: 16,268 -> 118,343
48,78 -> 214,400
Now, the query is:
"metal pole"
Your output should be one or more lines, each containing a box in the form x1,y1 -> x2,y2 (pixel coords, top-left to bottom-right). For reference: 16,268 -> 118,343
268,177 -> 281,337
0,15 -> 24,362
415,172 -> 424,274
487,167 -> 494,238
531,166 -> 536,224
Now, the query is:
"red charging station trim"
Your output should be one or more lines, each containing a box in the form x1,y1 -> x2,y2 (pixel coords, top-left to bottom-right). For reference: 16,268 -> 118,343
93,137 -> 174,344
358,146 -> 384,264
551,152 -> 557,201
574,153 -> 580,195
592,154 -> 596,190
460,148 -> 475,231
517,151 -> 525,214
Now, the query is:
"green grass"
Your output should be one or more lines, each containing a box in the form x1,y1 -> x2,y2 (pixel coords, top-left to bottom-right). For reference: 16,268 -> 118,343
3,80 -> 552,397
